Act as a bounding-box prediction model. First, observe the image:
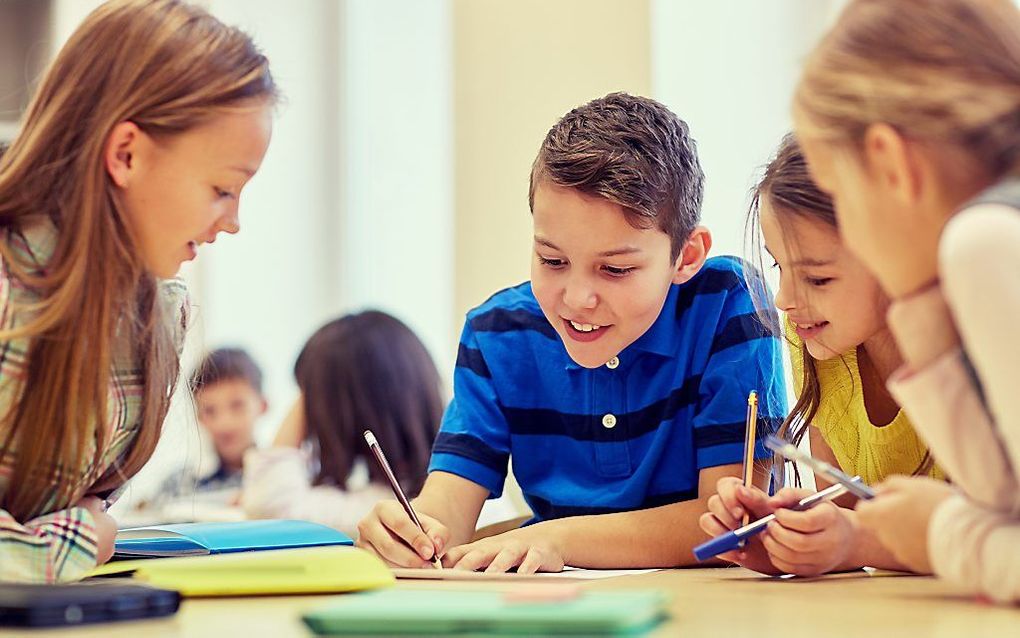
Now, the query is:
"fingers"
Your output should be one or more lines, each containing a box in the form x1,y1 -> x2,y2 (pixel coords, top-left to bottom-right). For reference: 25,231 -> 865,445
713,477 -> 747,521
518,547 -> 545,575
709,478 -> 773,529
357,502 -> 437,568
449,545 -> 495,572
419,515 -> 450,559
369,523 -> 433,567
768,487 -> 812,509
485,546 -> 525,574
444,537 -> 562,575
377,504 -> 438,560
759,508 -> 848,577
734,485 -> 775,520
699,512 -> 732,538
773,502 -> 840,533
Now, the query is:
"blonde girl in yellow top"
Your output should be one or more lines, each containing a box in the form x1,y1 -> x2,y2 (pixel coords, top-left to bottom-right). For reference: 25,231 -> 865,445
700,135 -> 940,576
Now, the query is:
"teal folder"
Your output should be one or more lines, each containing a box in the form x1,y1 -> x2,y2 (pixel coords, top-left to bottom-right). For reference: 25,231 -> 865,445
113,519 -> 352,558
302,589 -> 669,636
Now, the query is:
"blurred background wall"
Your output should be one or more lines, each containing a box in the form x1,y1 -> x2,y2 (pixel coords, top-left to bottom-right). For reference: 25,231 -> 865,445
0,0 -> 848,508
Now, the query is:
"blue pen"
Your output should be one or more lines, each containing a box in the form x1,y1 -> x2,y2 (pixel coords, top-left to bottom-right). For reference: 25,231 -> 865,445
693,481 -> 853,562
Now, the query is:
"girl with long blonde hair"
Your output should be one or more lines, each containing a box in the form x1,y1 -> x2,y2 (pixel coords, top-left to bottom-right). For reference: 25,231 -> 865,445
0,0 -> 275,582
794,0 -> 1020,602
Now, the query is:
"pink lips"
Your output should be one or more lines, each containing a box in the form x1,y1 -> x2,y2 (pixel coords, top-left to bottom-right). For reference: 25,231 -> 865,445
793,320 -> 829,340
562,318 -> 610,343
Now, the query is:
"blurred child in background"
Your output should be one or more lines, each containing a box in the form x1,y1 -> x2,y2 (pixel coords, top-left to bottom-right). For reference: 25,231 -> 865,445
154,348 -> 267,506
242,310 -> 442,536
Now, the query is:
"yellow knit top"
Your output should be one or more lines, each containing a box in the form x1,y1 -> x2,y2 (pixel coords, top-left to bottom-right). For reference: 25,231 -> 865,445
787,331 -> 943,486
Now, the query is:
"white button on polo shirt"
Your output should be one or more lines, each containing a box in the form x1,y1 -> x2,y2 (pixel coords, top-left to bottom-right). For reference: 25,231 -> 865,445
602,413 -> 617,429
606,356 -> 620,370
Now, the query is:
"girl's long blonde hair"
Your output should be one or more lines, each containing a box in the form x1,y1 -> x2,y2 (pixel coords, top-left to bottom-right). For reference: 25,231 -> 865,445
795,0 -> 1020,178
0,0 -> 276,521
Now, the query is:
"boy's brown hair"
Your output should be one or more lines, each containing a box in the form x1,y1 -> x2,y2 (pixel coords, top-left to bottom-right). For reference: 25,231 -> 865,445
190,348 -> 264,396
529,92 -> 705,260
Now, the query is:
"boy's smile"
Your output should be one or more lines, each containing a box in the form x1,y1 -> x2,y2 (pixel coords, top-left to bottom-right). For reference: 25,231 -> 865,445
530,182 -> 689,369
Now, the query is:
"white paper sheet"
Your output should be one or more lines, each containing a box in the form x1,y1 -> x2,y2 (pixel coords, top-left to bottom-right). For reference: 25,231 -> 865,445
391,566 -> 661,581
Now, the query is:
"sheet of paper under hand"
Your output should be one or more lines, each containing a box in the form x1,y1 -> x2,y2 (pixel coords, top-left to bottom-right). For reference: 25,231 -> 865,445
390,566 -> 661,581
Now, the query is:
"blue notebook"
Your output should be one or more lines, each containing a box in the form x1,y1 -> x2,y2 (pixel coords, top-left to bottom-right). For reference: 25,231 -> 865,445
113,520 -> 353,558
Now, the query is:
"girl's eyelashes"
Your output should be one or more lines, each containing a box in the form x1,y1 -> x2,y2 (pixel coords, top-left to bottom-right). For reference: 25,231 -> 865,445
806,276 -> 834,287
770,259 -> 780,270
538,255 -> 566,268
213,186 -> 237,200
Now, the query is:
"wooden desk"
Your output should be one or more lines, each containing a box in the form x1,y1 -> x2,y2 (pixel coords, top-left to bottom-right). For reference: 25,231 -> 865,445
6,568 -> 1017,637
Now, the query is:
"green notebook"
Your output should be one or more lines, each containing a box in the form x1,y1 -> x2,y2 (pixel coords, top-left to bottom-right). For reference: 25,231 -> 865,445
302,589 -> 668,636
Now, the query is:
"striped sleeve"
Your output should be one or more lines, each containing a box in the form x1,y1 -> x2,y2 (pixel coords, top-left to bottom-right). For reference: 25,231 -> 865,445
693,266 -> 787,471
428,319 -> 511,497
0,505 -> 99,583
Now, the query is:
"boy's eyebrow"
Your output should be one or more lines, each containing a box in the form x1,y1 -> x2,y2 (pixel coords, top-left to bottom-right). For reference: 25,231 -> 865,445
598,246 -> 643,257
534,237 -> 642,257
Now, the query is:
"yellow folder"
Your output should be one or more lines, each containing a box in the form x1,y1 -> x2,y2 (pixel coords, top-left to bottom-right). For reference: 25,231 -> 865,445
90,546 -> 394,597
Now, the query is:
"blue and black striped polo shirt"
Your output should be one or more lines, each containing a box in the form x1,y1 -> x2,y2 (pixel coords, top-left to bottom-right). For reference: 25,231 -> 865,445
429,256 -> 787,522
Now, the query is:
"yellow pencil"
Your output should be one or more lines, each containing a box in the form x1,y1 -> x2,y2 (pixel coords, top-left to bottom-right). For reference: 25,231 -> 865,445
741,391 -> 758,527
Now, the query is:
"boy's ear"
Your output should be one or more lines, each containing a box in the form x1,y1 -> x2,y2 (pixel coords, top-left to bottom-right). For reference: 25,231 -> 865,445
671,226 -> 712,285
104,121 -> 145,189
862,123 -> 921,206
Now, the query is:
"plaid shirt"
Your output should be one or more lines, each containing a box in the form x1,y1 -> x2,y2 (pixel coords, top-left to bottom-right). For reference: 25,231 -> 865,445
0,217 -> 188,583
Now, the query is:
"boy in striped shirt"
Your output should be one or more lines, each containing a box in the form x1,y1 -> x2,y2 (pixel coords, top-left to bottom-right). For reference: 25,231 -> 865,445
357,93 -> 786,572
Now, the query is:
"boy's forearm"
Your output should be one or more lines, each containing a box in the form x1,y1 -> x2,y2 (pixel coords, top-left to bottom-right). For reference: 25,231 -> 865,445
410,472 -> 489,548
528,499 -> 718,569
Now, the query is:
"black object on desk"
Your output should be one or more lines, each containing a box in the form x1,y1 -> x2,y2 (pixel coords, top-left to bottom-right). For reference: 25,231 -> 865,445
0,581 -> 180,628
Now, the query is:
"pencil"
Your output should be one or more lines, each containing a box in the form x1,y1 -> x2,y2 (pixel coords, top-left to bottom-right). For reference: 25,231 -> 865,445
741,391 -> 758,527
363,430 -> 443,569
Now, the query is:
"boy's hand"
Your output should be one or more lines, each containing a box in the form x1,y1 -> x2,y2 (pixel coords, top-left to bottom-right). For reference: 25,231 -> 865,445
356,500 -> 449,568
700,476 -> 782,575
442,526 -> 565,574
758,488 -> 857,577
80,497 -> 117,565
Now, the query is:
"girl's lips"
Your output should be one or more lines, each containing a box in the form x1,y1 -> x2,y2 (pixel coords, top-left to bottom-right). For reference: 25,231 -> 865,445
562,318 -> 610,343
794,320 -> 830,341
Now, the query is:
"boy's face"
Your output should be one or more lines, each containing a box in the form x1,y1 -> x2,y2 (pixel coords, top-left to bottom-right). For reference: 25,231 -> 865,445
194,379 -> 266,468
531,182 -> 685,369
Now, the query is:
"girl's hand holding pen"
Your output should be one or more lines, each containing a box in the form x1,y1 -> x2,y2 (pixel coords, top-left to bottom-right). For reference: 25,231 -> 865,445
761,487 -> 858,577
700,476 -> 783,575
